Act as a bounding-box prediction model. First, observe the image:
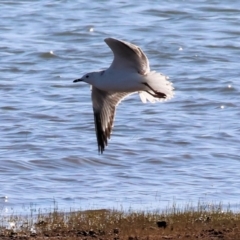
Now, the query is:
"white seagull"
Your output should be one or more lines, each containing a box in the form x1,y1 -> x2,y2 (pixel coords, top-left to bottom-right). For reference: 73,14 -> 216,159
74,38 -> 174,154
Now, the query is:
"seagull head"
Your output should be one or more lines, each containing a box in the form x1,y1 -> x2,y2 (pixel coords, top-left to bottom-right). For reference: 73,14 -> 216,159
73,72 -> 96,84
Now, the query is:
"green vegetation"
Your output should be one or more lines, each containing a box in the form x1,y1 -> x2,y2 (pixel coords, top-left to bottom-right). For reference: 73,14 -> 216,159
1,202 -> 240,239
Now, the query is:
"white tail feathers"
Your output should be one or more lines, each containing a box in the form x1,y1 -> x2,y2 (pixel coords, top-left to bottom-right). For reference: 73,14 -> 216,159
138,71 -> 174,103
139,91 -> 158,103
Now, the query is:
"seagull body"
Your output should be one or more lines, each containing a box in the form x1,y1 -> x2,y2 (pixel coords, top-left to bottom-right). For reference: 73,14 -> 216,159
84,70 -> 144,92
74,38 -> 174,154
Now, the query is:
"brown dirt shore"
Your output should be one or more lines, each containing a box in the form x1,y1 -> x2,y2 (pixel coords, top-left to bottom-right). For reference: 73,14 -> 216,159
1,206 -> 240,240
1,226 -> 240,240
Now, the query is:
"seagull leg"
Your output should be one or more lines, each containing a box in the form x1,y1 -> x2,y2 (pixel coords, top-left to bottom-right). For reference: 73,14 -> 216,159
143,83 -> 167,99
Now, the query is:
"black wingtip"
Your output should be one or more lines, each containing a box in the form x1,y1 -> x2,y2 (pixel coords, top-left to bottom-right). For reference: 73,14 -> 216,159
98,146 -> 104,155
94,113 -> 107,154
98,142 -> 105,154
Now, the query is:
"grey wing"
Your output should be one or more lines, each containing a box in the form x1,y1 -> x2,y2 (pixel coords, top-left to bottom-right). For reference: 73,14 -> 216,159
104,38 -> 150,75
92,86 -> 133,154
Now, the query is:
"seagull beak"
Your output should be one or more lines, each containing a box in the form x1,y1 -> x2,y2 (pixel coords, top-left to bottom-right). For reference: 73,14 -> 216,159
73,78 -> 83,83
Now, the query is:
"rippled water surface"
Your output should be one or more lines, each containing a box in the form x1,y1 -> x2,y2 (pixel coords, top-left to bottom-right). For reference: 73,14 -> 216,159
1,1 -> 240,213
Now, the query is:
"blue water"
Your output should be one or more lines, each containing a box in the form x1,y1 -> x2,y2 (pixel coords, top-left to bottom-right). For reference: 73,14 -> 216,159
1,0 -> 240,214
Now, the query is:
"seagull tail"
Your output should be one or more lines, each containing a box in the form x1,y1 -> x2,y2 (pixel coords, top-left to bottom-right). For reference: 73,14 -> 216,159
139,71 -> 174,103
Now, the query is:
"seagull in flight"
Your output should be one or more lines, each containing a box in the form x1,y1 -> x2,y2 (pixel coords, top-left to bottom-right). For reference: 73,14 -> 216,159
73,38 -> 174,154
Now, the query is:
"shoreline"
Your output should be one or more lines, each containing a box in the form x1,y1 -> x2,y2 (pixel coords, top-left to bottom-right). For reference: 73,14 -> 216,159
1,202 -> 240,239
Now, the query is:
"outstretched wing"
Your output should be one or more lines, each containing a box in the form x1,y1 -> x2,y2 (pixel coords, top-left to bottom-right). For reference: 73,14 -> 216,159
92,86 -> 133,154
104,38 -> 150,75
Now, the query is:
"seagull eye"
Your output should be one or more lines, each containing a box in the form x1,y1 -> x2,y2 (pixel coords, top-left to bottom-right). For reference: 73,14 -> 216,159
86,75 -> 89,78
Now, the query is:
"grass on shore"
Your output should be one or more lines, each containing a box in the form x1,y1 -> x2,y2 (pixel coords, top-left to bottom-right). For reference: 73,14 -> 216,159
1,202 -> 240,239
